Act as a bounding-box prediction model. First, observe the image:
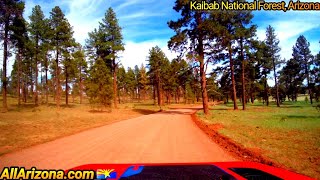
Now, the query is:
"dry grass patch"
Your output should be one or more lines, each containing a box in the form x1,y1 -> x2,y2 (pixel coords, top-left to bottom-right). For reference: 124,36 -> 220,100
0,102 -> 157,156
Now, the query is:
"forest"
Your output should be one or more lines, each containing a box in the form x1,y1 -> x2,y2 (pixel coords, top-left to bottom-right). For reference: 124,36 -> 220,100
1,0 -> 319,114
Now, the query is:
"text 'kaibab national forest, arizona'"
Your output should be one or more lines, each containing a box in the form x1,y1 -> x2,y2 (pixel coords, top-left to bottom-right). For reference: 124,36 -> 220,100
190,0 -> 320,12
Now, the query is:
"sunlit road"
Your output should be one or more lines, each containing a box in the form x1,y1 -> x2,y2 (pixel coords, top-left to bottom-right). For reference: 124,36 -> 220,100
0,107 -> 236,170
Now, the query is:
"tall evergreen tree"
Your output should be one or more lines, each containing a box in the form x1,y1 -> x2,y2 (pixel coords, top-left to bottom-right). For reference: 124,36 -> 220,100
293,35 -> 314,104
41,18 -> 53,104
86,8 -> 124,108
279,58 -> 303,101
209,9 -> 240,110
0,0 -> 24,111
73,46 -> 87,104
86,57 -> 112,109
138,64 -> 148,101
11,5 -> 28,106
254,40 -> 272,105
265,25 -> 281,107
126,67 -> 136,101
29,5 -> 46,106
104,8 -> 124,108
62,41 -> 77,106
147,46 -> 169,107
49,6 -> 74,108
117,65 -> 127,103
134,65 -> 140,101
246,40 -> 264,104
168,0 -> 210,114
234,11 -> 256,110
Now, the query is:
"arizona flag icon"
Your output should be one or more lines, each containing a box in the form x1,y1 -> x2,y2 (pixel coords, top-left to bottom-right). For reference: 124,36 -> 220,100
96,169 -> 117,179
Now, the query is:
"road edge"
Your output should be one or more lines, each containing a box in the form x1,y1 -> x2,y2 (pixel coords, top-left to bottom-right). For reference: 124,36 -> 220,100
190,110 -> 283,168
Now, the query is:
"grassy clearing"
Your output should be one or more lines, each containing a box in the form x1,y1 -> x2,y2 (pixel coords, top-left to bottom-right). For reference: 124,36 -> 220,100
0,96 -> 162,156
197,101 -> 320,178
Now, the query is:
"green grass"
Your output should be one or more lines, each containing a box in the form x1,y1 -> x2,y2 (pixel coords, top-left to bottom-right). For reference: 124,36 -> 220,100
197,101 -> 320,178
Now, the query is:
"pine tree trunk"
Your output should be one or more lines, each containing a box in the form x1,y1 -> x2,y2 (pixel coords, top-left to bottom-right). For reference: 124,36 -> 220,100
30,66 -> 34,102
226,93 -> 229,103
35,40 -> 39,106
17,49 -> 21,106
79,66 -> 83,104
138,87 -> 140,103
272,58 -> 280,107
306,67 -> 313,104
23,83 -> 26,103
153,85 -> 156,105
228,44 -> 238,110
56,50 -> 60,108
264,75 -> 269,106
251,94 -> 254,104
22,81 -> 26,103
113,59 -> 118,108
65,67 -> 68,106
2,21 -> 9,112
157,74 -> 163,107
45,55 -> 48,104
240,39 -> 246,110
196,12 -> 209,115
118,89 -> 121,104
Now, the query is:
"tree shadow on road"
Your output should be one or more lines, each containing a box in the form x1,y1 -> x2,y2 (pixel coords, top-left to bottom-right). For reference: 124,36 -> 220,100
132,109 -> 157,115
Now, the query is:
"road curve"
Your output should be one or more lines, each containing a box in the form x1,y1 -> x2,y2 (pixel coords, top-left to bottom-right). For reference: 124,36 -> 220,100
0,107 -> 236,170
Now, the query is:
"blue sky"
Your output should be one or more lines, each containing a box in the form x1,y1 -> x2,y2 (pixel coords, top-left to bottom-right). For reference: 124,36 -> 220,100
21,0 -> 320,70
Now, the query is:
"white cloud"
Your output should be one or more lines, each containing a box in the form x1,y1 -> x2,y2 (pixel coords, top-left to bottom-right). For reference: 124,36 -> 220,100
119,12 -> 164,20
255,13 -> 319,61
119,40 -> 179,69
3,0 -> 319,79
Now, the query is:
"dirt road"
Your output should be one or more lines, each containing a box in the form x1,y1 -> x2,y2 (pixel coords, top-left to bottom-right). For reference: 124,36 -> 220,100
0,107 -> 236,170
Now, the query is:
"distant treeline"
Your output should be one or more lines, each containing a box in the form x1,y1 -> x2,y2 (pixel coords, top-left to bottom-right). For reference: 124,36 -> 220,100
0,1 -> 319,113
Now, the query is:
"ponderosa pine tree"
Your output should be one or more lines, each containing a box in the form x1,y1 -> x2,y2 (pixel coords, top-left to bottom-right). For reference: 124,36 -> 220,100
255,40 -> 272,105
234,11 -> 256,110
134,65 -> 140,101
138,64 -> 148,101
86,8 -> 124,108
49,6 -> 74,108
73,45 -> 87,104
126,67 -> 136,101
209,9 -> 239,110
167,59 -> 181,103
0,0 -> 24,111
279,58 -> 303,101
160,56 -> 172,104
293,35 -> 314,104
168,0 -> 210,114
147,46 -> 169,107
39,17 -> 53,104
11,6 -> 28,106
265,25 -> 281,107
29,5 -> 47,106
86,57 -> 112,109
102,8 -> 124,108
117,65 -> 127,103
177,59 -> 192,103
246,40 -> 265,104
62,41 -> 77,106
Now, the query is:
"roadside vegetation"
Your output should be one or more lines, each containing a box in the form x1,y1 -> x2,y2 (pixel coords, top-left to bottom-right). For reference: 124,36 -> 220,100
0,95 -> 163,156
197,97 -> 320,178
